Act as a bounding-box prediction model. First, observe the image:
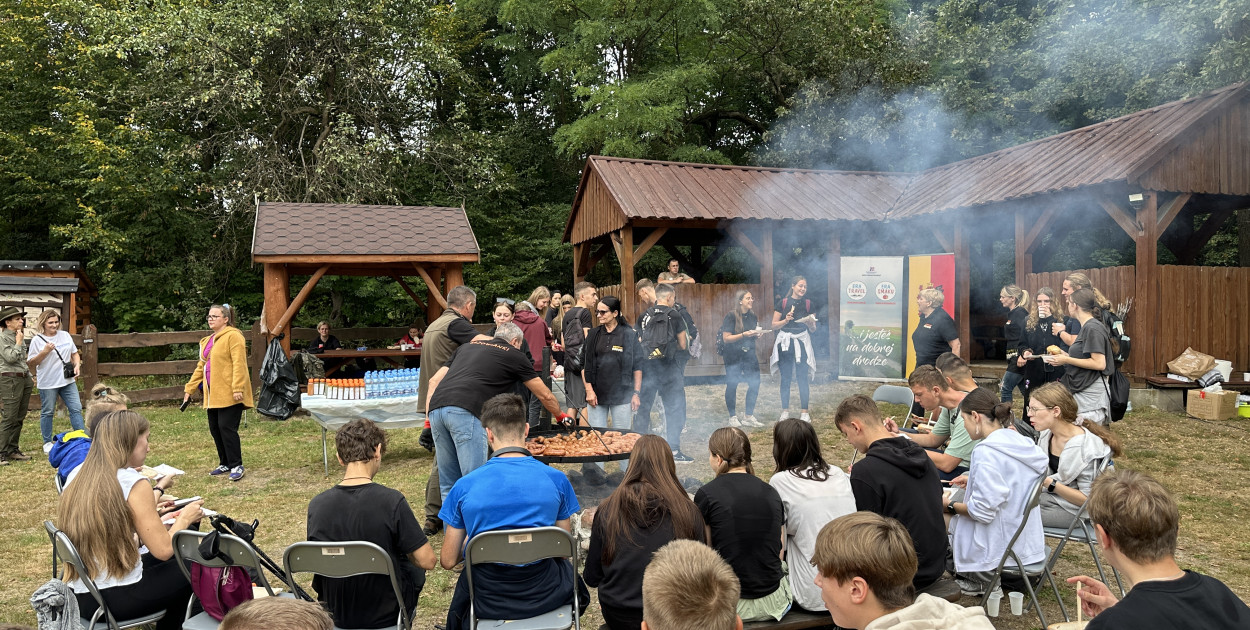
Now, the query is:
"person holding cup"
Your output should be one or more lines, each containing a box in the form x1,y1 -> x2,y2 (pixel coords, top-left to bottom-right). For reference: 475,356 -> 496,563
721,290 -> 764,428
27,309 -> 84,454
0,306 -> 35,463
1021,287 -> 1065,387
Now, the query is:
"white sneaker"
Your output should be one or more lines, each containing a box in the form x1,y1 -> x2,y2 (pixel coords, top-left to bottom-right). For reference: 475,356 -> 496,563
779,410 -> 790,421
43,441 -> 54,454
800,412 -> 811,423
742,415 -> 764,428
728,416 -> 742,427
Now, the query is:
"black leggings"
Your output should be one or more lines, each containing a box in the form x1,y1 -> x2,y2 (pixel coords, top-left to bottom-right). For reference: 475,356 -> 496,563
777,346 -> 810,410
207,403 -> 245,468
76,553 -> 192,630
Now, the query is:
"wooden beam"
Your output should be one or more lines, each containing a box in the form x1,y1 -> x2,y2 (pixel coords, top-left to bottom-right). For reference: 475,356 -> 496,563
760,224 -> 775,310
620,227 -> 636,322
1156,192 -> 1192,233
80,324 -> 98,392
1099,198 -> 1144,238
827,231 -> 841,376
954,221 -> 971,362
573,243 -> 591,285
390,275 -> 427,311
425,266 -> 444,321
1021,205 -> 1060,254
701,239 -> 733,272
1133,192 -> 1159,376
411,263 -> 448,309
444,264 -> 464,293
1014,212 -> 1031,287
726,223 -> 767,266
271,264 -> 330,339
1030,227 -> 1074,270
632,227 -> 667,261
1177,207 -> 1240,264
661,244 -> 696,273
600,239 -> 619,270
262,263 -> 291,354
931,226 -> 952,253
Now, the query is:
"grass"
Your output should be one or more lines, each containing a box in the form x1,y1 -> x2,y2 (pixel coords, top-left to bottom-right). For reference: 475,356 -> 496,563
3,377 -> 1248,629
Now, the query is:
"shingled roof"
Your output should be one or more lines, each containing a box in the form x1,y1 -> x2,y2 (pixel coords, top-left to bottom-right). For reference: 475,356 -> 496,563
252,203 -> 479,259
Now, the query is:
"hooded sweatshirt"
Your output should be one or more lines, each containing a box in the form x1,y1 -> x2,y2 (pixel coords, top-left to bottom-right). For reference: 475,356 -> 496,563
951,428 -> 1048,573
850,437 -> 946,589
513,309 -> 553,372
1037,427 -> 1112,519
864,594 -> 996,630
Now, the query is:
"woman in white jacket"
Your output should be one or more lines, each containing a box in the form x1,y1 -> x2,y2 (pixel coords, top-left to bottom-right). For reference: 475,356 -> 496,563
942,388 -> 1047,596
1027,382 -> 1122,528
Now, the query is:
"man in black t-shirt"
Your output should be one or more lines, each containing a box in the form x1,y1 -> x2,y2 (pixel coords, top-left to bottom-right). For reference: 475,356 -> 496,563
1069,470 -> 1249,629
636,283 -> 691,462
307,419 -> 437,629
426,323 -> 568,499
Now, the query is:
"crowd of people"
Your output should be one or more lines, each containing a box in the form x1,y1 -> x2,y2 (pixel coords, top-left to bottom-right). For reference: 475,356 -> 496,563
15,265 -> 1248,630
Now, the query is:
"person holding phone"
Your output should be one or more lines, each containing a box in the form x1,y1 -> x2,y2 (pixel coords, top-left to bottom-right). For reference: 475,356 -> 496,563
0,306 -> 35,464
184,304 -> 254,481
27,309 -> 84,454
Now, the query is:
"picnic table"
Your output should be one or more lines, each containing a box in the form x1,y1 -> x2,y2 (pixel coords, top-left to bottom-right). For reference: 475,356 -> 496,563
1144,375 -> 1250,413
316,348 -> 422,375
300,394 -> 423,475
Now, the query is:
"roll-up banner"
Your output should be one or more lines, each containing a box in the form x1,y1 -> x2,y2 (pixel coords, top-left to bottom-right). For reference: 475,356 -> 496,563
838,257 -> 905,380
905,253 -> 957,376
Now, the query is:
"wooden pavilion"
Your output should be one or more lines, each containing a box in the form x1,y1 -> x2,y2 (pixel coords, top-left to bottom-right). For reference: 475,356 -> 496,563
564,82 -> 1250,378
252,202 -> 480,352
0,260 -> 96,333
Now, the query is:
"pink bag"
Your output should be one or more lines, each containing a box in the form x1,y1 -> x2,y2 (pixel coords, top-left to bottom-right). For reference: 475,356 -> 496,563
191,563 -> 254,620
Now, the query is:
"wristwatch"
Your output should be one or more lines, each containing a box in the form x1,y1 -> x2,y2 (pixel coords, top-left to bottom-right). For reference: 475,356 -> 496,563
946,502 -> 957,515
1047,480 -> 1058,494
633,390 -> 640,396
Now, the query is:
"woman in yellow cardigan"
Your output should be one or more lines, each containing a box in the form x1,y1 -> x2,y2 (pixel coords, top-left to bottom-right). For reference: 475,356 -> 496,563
184,304 -> 254,481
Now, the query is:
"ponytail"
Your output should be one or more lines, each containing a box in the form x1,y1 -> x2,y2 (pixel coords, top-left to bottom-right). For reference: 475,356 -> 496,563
961,388 -> 1013,427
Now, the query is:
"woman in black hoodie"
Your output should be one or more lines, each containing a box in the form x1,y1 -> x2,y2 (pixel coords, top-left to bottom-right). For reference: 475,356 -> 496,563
998,285 -> 1032,404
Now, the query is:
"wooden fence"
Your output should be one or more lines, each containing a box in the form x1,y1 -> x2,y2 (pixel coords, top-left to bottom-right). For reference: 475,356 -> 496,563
1024,265 -> 1250,376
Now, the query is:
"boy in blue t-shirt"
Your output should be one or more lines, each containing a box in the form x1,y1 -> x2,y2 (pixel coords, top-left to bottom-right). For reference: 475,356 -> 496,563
439,393 -> 588,630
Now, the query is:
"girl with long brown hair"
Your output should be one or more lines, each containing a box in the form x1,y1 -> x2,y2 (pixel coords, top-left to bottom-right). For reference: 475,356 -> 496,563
1046,289 -> 1115,425
1021,287 -> 1065,387
770,277 -> 817,422
768,419 -> 854,611
1027,382 -> 1123,528
695,427 -> 790,621
722,290 -> 764,427
584,435 -> 704,630
58,410 -> 203,630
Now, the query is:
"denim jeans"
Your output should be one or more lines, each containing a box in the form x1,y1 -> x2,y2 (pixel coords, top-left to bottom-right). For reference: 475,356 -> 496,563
999,370 -> 1028,403
588,402 -> 632,471
40,383 -> 85,443
636,362 -> 686,451
429,406 -> 488,500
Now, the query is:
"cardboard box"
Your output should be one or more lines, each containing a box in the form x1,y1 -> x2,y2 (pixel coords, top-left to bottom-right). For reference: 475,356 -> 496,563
1186,390 -> 1239,420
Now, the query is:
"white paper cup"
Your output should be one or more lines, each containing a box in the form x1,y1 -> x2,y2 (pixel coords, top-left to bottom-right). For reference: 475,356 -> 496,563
986,591 -> 1003,617
1008,591 -> 1024,615
1243,372 -> 1249,381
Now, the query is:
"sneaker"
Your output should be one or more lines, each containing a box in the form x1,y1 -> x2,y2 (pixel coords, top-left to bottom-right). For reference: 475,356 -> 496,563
800,412 -> 812,423
728,416 -> 742,427
955,577 -> 986,597
229,466 -> 245,481
779,410 -> 790,421
742,415 -> 764,428
209,465 -> 230,476
671,450 -> 694,463
43,442 -> 54,454
7,451 -> 31,461
0,454 -> 8,465
423,519 -> 443,536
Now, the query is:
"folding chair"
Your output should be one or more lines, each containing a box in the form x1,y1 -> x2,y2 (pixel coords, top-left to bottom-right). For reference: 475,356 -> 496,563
464,526 -> 580,630
55,473 -> 64,494
979,471 -> 1067,628
872,384 -> 916,421
1043,459 -> 1126,597
44,520 -> 59,579
172,530 -> 283,630
47,524 -> 167,630
283,541 -> 411,630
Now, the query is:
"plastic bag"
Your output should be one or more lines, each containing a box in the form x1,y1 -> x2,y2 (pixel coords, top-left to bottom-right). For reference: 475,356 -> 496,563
257,338 -> 301,420
1166,347 -> 1215,379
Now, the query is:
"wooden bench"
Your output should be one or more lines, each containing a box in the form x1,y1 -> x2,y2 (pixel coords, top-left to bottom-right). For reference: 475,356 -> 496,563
1145,376 -> 1250,413
739,578 -> 963,630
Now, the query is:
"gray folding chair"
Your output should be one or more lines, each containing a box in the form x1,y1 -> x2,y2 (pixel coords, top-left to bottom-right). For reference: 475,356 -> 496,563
873,384 -> 920,428
1043,459 -> 1126,596
44,520 -> 60,579
47,524 -> 167,630
172,530 -> 283,629
464,527 -> 580,630
979,471 -> 1067,628
283,541 -> 410,630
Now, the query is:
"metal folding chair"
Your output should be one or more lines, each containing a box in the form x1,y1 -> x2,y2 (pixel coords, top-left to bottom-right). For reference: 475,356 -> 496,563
1043,459 -> 1126,596
465,527 -> 580,630
979,471 -> 1067,628
283,541 -> 410,630
172,530 -> 284,630
44,520 -> 59,578
47,524 -> 167,630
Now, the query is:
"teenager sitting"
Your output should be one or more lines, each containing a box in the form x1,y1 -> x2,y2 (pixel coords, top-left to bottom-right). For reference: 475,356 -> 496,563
51,384 -> 129,487
1026,382 -> 1122,528
642,540 -> 741,630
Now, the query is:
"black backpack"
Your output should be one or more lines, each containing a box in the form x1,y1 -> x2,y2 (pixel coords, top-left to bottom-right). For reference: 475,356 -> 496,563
563,307 -> 588,371
641,305 -> 682,361
1105,370 -> 1130,422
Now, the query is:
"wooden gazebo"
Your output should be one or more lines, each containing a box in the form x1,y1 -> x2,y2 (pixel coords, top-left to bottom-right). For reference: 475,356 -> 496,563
252,202 -> 480,352
564,82 -> 1250,378
0,260 -> 96,333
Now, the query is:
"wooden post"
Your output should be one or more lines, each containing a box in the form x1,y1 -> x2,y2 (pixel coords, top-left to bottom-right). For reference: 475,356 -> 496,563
954,219 -> 971,362
827,228 -> 841,375
445,263 -> 464,292
761,222 -> 775,322
270,265 -> 330,341
1014,211 -> 1031,286
620,227 -> 636,322
423,265 -> 444,321
80,324 -> 98,392
250,321 -> 265,388
1134,192 -> 1159,376
262,263 -> 291,355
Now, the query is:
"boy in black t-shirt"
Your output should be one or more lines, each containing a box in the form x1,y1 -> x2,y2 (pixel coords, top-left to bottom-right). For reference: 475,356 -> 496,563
306,419 -> 438,629
1068,470 -> 1249,630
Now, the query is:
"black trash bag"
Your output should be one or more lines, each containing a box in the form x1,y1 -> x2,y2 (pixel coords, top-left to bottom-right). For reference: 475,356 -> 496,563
257,338 -> 301,420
